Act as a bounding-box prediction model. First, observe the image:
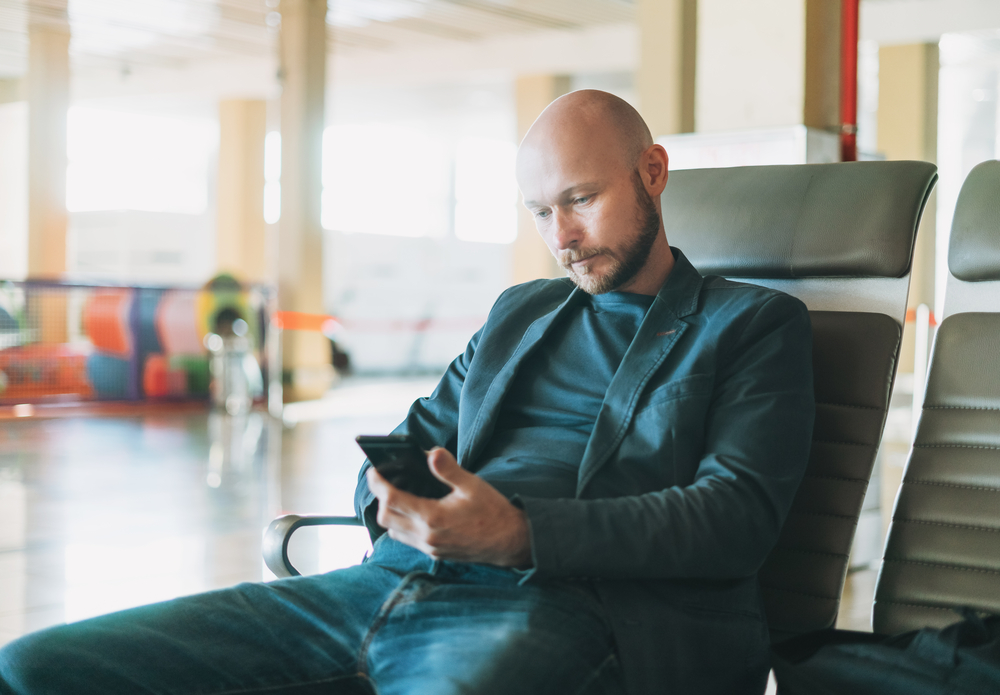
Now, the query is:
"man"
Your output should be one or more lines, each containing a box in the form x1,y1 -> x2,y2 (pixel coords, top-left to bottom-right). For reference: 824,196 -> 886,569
0,90 -> 814,695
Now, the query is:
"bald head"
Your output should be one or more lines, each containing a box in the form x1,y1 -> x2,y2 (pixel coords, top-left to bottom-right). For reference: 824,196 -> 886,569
517,90 -> 653,175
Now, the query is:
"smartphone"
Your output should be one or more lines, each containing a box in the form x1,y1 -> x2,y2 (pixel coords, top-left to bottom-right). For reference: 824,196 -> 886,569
356,434 -> 452,500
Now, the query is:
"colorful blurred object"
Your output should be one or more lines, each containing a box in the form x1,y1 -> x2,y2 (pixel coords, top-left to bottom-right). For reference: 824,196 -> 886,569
142,354 -> 188,398
86,352 -> 131,399
82,290 -> 133,357
0,306 -> 16,332
0,280 -> 273,405
0,344 -> 91,400
171,354 -> 211,395
156,291 -> 204,356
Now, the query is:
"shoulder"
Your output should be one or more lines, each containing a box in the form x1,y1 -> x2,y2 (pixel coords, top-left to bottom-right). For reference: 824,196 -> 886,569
490,277 -> 576,316
686,275 -> 811,358
697,275 -> 809,324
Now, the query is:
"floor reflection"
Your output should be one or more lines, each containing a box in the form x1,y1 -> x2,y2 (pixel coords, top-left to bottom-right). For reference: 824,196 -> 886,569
0,375 -> 439,646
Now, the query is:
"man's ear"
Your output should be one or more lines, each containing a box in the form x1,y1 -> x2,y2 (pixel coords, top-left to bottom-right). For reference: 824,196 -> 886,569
642,144 -> 669,196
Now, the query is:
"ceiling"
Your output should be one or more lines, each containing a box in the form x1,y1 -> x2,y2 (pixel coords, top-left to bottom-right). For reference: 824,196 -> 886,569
0,0 -> 635,80
4,0 -> 1000,98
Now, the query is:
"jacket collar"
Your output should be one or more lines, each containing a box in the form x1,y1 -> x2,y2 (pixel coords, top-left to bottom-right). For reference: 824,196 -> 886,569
651,246 -> 703,320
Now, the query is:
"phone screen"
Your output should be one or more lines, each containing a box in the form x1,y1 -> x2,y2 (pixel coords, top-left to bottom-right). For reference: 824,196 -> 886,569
356,435 -> 451,499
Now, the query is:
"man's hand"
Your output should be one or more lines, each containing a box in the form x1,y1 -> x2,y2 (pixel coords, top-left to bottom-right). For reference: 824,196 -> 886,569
366,448 -> 532,568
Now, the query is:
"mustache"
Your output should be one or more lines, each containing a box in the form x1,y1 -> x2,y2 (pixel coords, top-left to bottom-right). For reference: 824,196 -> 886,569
557,247 -> 608,268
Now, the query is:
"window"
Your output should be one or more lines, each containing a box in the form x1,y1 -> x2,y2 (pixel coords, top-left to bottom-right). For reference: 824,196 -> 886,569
321,123 -> 450,238
453,136 -> 517,244
66,107 -> 216,214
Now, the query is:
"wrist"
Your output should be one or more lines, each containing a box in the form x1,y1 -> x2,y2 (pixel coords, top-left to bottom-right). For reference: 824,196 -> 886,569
504,508 -> 533,568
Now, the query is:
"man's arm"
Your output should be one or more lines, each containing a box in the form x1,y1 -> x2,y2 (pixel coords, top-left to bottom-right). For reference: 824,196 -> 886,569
353,327 -> 482,537
518,292 -> 814,579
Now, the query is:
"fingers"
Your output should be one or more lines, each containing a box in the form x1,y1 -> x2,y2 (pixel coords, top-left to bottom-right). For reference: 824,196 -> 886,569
426,447 -> 468,488
364,465 -> 393,500
366,468 -> 416,510
366,466 -> 427,529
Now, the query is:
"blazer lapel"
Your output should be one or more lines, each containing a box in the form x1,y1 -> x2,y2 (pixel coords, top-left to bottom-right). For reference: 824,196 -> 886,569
577,250 -> 704,494
459,288 -> 582,468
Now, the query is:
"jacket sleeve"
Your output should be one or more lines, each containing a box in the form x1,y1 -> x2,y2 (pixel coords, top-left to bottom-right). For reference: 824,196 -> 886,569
353,327 -> 482,541
516,293 -> 815,581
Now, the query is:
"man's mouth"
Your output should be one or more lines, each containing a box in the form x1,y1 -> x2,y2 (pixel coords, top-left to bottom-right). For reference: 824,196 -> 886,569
567,254 -> 598,270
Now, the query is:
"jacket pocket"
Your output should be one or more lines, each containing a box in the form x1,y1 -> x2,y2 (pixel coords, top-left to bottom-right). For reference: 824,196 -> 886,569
640,373 -> 713,408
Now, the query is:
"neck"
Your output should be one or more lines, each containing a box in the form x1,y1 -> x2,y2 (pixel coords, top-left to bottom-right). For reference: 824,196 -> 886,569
615,232 -> 675,296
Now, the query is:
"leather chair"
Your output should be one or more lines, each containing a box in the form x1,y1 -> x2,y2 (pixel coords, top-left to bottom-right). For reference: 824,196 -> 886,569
871,159 -> 1000,633
661,161 -> 937,642
264,161 -> 939,650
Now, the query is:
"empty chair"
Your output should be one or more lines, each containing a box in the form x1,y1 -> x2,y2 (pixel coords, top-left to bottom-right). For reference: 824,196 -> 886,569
873,159 -> 1000,632
771,160 -> 1000,695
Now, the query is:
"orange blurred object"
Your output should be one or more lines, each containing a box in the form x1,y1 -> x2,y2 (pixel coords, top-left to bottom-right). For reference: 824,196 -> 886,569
83,291 -> 133,356
0,344 -> 92,401
273,311 -> 335,332
905,307 -> 938,326
142,354 -> 189,398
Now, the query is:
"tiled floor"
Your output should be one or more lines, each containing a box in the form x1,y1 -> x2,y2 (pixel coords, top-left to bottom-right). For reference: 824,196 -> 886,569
0,374 -> 878,648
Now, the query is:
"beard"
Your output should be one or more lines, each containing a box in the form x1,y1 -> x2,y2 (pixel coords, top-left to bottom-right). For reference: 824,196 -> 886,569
559,172 -> 662,295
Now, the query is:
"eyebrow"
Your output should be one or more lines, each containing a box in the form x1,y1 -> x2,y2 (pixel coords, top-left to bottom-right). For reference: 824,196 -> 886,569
523,182 -> 601,207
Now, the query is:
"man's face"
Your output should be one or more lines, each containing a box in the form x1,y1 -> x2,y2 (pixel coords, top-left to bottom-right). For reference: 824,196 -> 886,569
517,137 -> 663,295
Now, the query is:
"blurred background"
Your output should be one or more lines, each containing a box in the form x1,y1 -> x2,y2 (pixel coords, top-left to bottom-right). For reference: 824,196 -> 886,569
2,0 -> 1000,648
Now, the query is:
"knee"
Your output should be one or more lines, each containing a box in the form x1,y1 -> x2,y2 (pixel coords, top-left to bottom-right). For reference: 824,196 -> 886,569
0,634 -> 37,694
0,628 -> 73,694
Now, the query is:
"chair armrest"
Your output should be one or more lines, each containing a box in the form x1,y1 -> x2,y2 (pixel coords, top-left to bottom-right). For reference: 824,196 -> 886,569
263,514 -> 364,578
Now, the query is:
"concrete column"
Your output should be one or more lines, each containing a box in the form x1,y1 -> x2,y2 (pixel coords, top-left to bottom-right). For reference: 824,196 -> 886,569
217,100 -> 268,283
26,2 -> 69,279
636,0 -> 697,137
277,0 -> 331,399
696,0 -> 840,132
26,2 -> 70,345
878,43 -> 938,326
512,74 -> 569,287
803,0 -> 842,131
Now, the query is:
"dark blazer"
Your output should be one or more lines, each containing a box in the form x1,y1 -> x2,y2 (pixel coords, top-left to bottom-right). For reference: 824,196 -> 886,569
355,248 -> 815,695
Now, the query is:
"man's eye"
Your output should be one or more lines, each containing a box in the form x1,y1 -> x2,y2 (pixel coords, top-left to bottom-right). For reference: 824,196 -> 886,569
574,196 -> 590,204
534,210 -> 550,219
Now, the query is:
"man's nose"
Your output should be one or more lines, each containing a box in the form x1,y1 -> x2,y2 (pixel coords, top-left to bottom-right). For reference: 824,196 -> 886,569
550,209 -> 583,251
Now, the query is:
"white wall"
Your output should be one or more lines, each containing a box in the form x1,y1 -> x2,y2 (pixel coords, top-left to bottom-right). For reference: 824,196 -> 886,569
695,0 -> 806,132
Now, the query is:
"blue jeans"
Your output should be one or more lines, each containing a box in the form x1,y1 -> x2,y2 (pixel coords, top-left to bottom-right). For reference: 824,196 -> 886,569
0,537 -> 624,695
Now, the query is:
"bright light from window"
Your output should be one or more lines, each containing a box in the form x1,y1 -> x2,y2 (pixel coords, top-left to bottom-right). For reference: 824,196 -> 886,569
264,131 -> 281,224
454,136 -> 517,244
322,124 -> 450,238
66,107 -> 216,214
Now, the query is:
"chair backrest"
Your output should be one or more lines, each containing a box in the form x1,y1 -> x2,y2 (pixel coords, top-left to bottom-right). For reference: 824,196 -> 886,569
873,160 -> 1000,634
662,160 -> 938,641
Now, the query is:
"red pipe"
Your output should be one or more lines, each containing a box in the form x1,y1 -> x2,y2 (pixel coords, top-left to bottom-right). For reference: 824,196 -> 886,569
840,0 -> 860,162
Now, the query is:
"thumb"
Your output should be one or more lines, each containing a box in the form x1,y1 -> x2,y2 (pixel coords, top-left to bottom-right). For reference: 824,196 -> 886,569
427,447 -> 469,488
